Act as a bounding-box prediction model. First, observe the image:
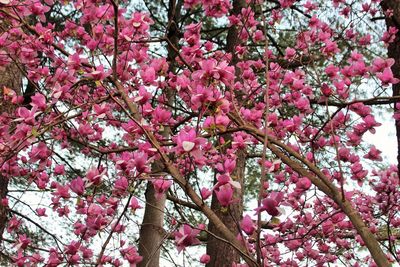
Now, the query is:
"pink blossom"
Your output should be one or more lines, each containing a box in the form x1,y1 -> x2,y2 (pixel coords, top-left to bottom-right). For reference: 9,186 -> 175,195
36,208 -> 47,217
381,26 -> 398,44
93,103 -> 110,119
371,57 -> 395,73
284,47 -> 296,59
215,184 -> 234,207
376,67 -> 399,86
200,254 -> 210,264
174,224 -> 201,252
174,127 -> 206,164
240,215 -> 256,235
30,93 -> 47,111
54,164 -> 65,175
113,176 -> 129,196
70,177 -> 85,196
52,182 -> 70,199
120,246 -> 143,266
200,187 -> 212,200
363,146 -> 382,161
15,106 -> 39,125
295,177 -> 312,192
363,115 -> 382,133
85,65 -> 109,81
152,178 -> 172,199
129,197 -> 142,211
86,168 -> 105,186
215,158 -> 236,174
15,234 -> 31,250
256,192 -> 284,216
359,34 -> 371,45
140,66 -> 156,84
7,216 -> 21,233
203,114 -> 230,131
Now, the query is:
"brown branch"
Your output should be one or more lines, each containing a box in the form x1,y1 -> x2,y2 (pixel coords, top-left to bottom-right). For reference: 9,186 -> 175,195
311,95 -> 400,107
166,194 -> 200,211
228,112 -> 391,267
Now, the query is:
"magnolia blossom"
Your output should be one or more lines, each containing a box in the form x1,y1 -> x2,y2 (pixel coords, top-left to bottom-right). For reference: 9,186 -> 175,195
174,224 -> 201,252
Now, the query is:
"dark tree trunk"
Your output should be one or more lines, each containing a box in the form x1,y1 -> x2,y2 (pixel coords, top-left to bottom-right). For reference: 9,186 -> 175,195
382,0 -> 400,175
206,0 -> 246,265
137,0 -> 182,266
0,55 -> 23,239
206,150 -> 246,267
138,183 -> 167,267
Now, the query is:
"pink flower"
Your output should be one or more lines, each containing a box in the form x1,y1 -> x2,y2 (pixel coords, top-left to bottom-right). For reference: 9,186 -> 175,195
129,197 -> 142,211
215,158 -> 236,174
120,246 -> 143,265
113,177 -> 129,196
132,152 -> 150,173
93,103 -> 110,119
140,66 -> 156,84
174,128 -> 206,158
240,215 -> 256,235
322,221 -> 334,235
256,192 -> 284,216
200,254 -> 210,264
215,184 -> 234,207
381,26 -> 398,44
152,178 -> 172,199
15,234 -> 31,250
15,106 -> 39,125
36,208 -> 47,217
31,93 -> 47,111
64,241 -> 81,255
295,177 -> 312,192
284,47 -> 296,59
153,107 -> 172,124
363,145 -> 382,161
376,67 -> 399,86
193,59 -> 234,86
7,216 -> 21,233
325,64 -> 339,78
85,65 -> 109,81
70,177 -> 85,196
363,115 -> 382,134
86,168 -> 105,186
54,165 -> 65,175
371,57 -> 395,73
215,173 -> 241,189
174,224 -> 201,252
52,183 -> 70,199
203,114 -> 230,131
200,187 -> 212,200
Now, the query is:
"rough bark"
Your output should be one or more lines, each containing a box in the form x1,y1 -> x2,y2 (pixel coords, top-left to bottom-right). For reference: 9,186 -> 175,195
137,0 -> 181,266
382,0 -> 400,176
138,183 -> 167,267
0,51 -> 23,239
207,150 -> 246,267
206,0 -> 246,265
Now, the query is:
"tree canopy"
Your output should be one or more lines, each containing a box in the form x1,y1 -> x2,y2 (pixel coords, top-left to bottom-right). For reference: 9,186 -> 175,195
0,0 -> 400,266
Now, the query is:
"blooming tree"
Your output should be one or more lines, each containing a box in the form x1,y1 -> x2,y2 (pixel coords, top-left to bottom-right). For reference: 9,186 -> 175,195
0,0 -> 400,266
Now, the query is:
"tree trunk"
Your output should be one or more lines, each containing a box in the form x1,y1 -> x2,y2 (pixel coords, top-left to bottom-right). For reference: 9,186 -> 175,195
137,0 -> 181,266
382,0 -> 400,175
138,183 -> 167,267
206,0 -> 246,265
0,54 -> 23,239
206,150 -> 246,266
